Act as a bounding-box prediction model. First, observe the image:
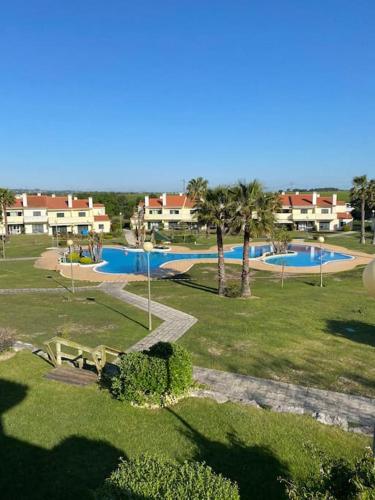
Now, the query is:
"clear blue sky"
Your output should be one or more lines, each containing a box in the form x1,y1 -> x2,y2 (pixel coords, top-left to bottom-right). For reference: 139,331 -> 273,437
1,0 -> 374,192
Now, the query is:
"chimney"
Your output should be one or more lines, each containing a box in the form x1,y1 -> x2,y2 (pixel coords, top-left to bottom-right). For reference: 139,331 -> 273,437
88,197 -> 93,209
37,192 -> 41,197
22,193 -> 28,207
67,194 -> 73,208
179,192 -> 183,197
332,193 -> 337,206
281,191 -> 285,195
162,193 -> 167,206
145,195 -> 149,206
295,191 -> 299,195
312,191 -> 317,205
51,193 -> 56,198
74,196 -> 78,200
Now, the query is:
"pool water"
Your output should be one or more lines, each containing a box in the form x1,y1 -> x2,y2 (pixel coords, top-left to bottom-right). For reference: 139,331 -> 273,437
96,244 -> 352,275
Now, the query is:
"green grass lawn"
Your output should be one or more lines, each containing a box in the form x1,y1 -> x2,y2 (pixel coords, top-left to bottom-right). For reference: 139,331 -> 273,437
325,232 -> 375,254
0,260 -> 95,288
0,352 -> 369,499
0,290 -> 158,351
128,265 -> 375,398
2,234 -> 53,258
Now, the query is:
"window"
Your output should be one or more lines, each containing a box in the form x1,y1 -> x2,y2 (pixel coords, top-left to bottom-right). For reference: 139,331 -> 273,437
78,211 -> 86,217
33,211 -> 41,217
57,212 -> 65,218
32,224 -> 44,234
170,210 -> 180,215
300,208 -> 308,214
190,209 -> 196,214
149,209 -> 162,215
321,208 -> 329,214
6,211 -> 22,217
98,224 -> 104,230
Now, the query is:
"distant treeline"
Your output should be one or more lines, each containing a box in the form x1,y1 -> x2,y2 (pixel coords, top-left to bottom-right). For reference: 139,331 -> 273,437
77,192 -> 154,220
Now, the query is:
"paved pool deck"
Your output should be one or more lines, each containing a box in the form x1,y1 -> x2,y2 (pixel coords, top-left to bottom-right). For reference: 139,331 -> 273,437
34,241 -> 374,283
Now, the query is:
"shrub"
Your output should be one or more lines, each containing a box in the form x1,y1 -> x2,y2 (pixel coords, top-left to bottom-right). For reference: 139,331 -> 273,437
281,446 -> 375,499
0,328 -> 15,353
97,454 -> 240,500
79,256 -> 93,265
111,352 -> 168,405
110,342 -> 193,405
171,234 -> 196,244
342,224 -> 352,232
66,252 -> 80,263
224,283 -> 241,298
148,342 -> 193,395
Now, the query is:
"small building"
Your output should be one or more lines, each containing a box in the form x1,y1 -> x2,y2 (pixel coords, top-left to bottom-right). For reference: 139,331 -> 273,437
0,193 -> 111,235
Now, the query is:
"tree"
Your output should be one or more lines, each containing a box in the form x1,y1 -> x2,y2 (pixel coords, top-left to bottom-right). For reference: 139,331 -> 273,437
197,187 -> 233,296
186,177 -> 208,202
271,226 -> 292,254
0,189 -> 16,238
232,181 -> 279,298
351,175 -> 370,244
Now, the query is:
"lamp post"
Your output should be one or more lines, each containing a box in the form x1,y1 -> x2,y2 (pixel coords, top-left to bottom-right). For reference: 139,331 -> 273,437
143,241 -> 154,331
67,238 -> 75,294
362,259 -> 375,452
318,236 -> 325,287
119,212 -> 123,241
372,209 -> 375,245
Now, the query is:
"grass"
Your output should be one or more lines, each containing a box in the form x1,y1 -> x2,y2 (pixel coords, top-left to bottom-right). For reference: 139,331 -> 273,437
0,352 -> 370,499
0,290 -> 159,351
128,265 -> 375,398
2,234 -> 53,258
325,232 -> 375,254
0,260 -> 95,288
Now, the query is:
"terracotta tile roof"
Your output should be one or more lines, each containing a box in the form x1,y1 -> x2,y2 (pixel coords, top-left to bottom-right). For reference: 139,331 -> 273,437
146,194 -> 195,209
337,212 -> 353,220
279,194 -> 346,208
94,215 -> 110,221
9,195 -> 96,210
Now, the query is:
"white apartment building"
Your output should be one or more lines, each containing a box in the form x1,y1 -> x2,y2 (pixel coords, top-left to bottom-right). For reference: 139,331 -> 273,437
132,192 -> 353,232
0,193 -> 111,236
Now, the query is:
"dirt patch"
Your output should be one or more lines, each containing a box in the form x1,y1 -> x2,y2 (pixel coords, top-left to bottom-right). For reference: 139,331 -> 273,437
208,347 -> 223,356
0,351 -> 16,362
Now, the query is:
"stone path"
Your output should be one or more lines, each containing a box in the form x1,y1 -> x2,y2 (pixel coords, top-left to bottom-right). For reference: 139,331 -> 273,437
0,256 -> 37,261
99,282 -> 197,351
193,367 -> 375,433
0,285 -> 98,295
3,282 -> 374,434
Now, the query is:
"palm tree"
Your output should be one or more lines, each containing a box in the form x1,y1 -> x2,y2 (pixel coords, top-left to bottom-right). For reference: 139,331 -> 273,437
0,189 -> 15,238
351,175 -> 369,244
186,177 -> 208,202
197,187 -> 232,296
232,181 -> 279,298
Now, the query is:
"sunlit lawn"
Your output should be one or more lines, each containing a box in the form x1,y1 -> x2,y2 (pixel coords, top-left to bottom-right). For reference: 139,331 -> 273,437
128,264 -> 375,398
0,352 -> 369,499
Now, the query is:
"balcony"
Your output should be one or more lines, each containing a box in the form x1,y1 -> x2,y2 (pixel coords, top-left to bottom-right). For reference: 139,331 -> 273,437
24,215 -> 48,224
49,217 -> 94,225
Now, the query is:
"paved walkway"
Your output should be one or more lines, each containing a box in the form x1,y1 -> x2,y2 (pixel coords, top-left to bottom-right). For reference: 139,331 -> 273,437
193,367 -> 375,432
0,285 -> 99,295
100,283 -> 197,351
0,256 -> 37,261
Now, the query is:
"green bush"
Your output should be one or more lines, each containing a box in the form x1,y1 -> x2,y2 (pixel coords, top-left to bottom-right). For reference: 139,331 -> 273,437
281,446 -> 375,499
171,234 -> 196,244
97,454 -> 240,500
110,342 -> 193,405
79,256 -> 93,265
342,224 -> 352,232
0,327 -> 15,353
111,352 -> 168,405
225,283 -> 242,298
66,251 -> 80,263
148,342 -> 193,395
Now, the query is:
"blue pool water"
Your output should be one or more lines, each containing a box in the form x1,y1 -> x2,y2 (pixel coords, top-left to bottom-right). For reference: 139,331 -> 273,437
96,244 -> 352,275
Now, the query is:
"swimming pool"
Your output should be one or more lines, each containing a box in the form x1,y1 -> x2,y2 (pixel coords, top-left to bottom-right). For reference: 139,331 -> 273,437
95,244 -> 353,275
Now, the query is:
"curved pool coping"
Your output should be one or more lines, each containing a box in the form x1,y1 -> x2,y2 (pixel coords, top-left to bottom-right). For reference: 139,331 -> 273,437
35,241 -> 374,282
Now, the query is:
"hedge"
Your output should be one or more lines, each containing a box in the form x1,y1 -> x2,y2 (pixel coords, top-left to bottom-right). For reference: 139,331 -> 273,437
110,342 -> 193,405
97,454 -> 240,499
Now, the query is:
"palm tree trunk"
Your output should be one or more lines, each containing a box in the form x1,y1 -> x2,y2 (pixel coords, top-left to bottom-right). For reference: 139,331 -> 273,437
2,203 -> 9,238
241,226 -> 251,298
361,197 -> 366,244
216,225 -> 226,296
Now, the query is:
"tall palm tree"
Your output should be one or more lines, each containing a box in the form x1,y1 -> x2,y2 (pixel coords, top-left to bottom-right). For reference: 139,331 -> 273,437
232,181 -> 279,298
186,177 -> 208,202
197,187 -> 232,296
0,189 -> 15,238
351,175 -> 369,244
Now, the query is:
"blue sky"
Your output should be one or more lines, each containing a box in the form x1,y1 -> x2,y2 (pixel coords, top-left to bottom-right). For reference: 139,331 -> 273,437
1,0 -> 374,191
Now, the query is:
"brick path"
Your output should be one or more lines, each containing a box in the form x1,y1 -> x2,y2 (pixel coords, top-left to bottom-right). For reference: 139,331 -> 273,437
99,282 -> 197,351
